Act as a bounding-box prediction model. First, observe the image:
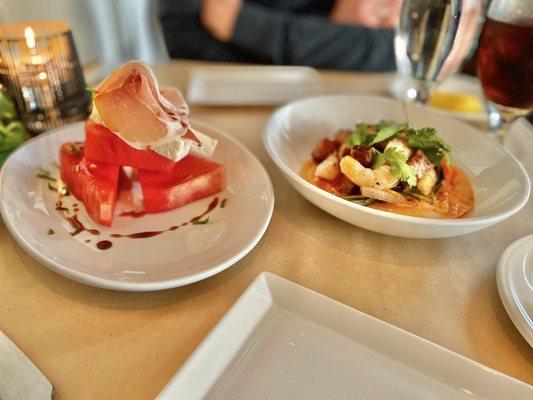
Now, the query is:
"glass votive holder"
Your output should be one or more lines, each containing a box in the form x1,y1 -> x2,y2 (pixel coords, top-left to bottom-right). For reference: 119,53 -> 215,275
0,21 -> 89,136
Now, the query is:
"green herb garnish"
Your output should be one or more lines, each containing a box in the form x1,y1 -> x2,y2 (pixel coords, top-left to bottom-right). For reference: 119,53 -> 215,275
347,122 -> 408,148
192,217 -> 209,225
47,182 -> 70,196
367,123 -> 407,146
371,148 -> 386,170
47,228 -> 55,235
220,198 -> 227,208
347,124 -> 367,147
406,127 -> 452,167
382,147 -> 417,187
36,168 -> 55,181
344,122 -> 451,186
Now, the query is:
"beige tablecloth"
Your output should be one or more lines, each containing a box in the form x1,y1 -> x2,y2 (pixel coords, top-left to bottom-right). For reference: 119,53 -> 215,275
0,61 -> 531,399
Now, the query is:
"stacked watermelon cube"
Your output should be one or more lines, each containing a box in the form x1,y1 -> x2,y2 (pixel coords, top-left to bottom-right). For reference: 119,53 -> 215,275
60,121 -> 226,226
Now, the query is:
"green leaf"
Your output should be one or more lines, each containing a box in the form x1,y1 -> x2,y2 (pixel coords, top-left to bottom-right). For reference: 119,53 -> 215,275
36,168 -> 56,182
0,150 -> 9,166
0,121 -> 26,152
0,90 -> 19,121
86,87 -> 94,115
220,198 -> 228,208
347,124 -> 367,148
372,148 -> 386,170
383,148 -> 417,187
406,127 -> 452,167
47,228 -> 55,235
367,123 -> 407,146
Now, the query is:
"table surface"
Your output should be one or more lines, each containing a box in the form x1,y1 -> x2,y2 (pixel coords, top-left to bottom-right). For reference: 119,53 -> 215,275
1,61 -> 532,399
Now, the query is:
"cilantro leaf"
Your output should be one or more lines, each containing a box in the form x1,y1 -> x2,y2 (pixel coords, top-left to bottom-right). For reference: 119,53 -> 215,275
367,123 -> 407,146
372,148 -> 386,170
383,148 -> 417,187
347,124 -> 367,148
407,127 -> 452,166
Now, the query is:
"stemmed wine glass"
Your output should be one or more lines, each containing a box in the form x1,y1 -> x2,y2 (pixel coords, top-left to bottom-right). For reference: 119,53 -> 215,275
394,0 -> 484,104
477,0 -> 533,137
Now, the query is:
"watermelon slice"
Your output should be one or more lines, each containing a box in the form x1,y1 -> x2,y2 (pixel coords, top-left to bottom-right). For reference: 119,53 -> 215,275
85,121 -> 176,171
138,155 -> 226,214
60,142 -> 120,226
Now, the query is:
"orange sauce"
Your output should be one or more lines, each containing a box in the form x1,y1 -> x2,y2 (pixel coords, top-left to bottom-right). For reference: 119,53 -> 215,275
301,160 -> 474,219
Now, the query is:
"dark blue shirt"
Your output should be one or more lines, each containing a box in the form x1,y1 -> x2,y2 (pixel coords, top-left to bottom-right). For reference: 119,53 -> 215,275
159,0 -> 396,71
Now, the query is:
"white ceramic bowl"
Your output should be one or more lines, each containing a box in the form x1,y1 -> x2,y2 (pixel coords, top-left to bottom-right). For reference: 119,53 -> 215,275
264,95 -> 530,238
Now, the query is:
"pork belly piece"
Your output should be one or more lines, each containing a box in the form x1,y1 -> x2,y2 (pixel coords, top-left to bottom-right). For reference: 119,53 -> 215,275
312,138 -> 338,162
349,145 -> 374,168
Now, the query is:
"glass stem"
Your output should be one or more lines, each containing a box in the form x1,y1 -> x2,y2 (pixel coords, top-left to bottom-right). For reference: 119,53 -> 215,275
486,101 -> 531,142
408,79 -> 433,104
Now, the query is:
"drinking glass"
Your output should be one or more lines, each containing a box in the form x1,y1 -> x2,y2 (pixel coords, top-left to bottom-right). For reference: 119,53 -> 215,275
395,0 -> 484,104
477,0 -> 533,135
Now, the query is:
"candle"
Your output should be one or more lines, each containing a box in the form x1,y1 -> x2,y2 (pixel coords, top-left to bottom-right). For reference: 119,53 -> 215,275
0,21 -> 89,135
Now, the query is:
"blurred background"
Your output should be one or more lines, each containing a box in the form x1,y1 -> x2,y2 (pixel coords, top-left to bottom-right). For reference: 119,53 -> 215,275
0,0 -> 169,83
0,0 -> 412,83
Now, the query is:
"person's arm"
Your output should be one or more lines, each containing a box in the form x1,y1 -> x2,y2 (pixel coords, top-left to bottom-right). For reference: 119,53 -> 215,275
230,2 -> 396,72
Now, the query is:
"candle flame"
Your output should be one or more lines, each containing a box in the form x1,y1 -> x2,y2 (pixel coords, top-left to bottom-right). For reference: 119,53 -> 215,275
24,26 -> 35,49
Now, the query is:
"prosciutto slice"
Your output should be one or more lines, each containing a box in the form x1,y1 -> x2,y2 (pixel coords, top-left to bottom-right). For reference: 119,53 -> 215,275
90,61 -> 216,162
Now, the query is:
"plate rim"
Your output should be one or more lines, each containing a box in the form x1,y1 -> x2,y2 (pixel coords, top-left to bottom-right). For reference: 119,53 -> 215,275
497,234 -> 533,347
0,120 -> 275,291
187,65 -> 324,106
158,272 -> 532,399
263,94 -> 531,227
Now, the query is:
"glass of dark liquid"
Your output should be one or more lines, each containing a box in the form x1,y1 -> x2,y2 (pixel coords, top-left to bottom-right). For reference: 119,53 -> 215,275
477,0 -> 533,135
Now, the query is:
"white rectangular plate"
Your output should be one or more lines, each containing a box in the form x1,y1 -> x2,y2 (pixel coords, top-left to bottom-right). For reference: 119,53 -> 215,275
157,273 -> 532,399
187,66 -> 324,106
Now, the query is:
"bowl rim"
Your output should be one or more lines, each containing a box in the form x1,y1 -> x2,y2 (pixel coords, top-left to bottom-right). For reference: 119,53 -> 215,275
263,94 -> 530,227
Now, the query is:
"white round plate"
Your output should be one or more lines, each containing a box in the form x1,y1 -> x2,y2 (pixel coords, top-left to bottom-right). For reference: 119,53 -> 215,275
389,73 -> 488,123
497,235 -> 533,347
264,95 -> 530,238
0,121 -> 274,291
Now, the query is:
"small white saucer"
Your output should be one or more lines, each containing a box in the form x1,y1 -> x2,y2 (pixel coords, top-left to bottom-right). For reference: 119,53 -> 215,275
497,235 -> 533,347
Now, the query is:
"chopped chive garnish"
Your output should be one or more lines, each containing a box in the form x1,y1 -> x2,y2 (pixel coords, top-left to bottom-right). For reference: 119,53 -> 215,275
221,198 -> 227,208
47,228 -> 55,235
192,217 -> 209,225
37,173 -> 55,181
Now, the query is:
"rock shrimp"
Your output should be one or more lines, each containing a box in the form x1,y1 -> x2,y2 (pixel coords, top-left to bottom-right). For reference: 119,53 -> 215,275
339,156 -> 398,189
